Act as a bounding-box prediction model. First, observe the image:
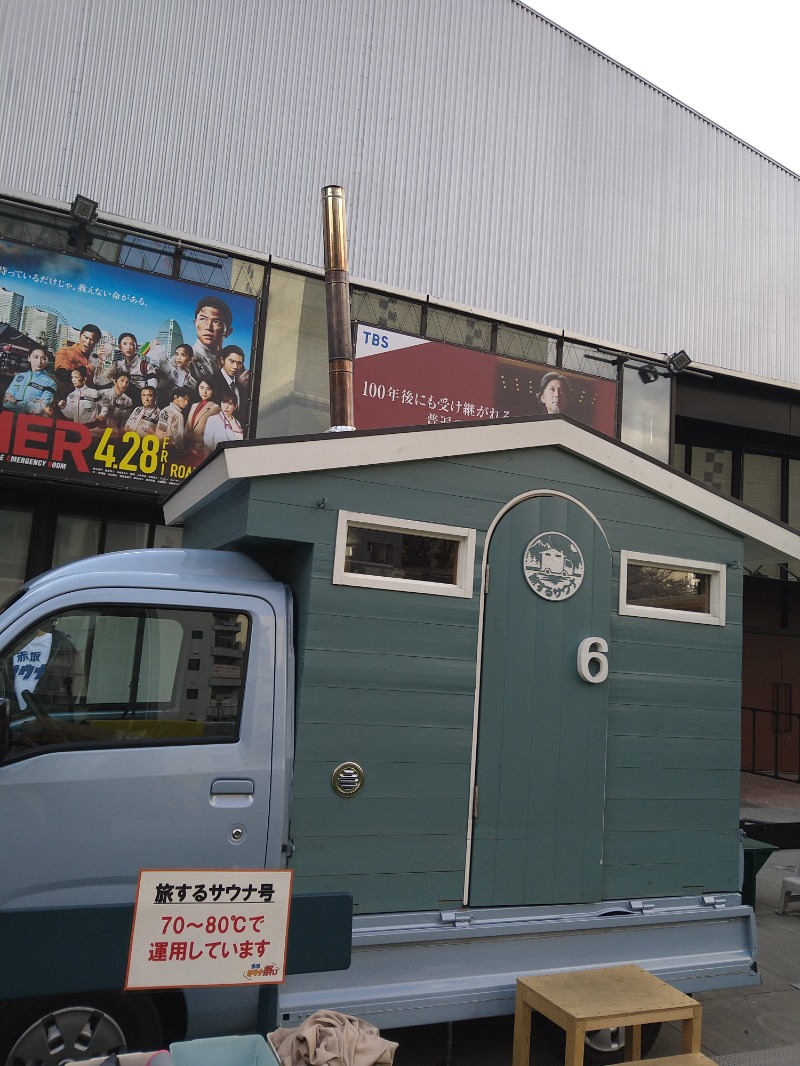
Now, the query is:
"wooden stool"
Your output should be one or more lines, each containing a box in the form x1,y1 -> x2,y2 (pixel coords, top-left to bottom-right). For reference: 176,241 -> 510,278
512,963 -> 702,1066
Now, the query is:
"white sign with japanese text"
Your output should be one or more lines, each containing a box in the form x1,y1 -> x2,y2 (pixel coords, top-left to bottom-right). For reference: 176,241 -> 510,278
125,869 -> 293,990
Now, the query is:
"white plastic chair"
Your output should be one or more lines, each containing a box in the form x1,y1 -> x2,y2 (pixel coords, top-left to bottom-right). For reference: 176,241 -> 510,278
779,855 -> 800,913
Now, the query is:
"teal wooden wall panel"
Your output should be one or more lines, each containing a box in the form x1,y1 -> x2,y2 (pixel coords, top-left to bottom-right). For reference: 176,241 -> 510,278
612,619 -> 742,651
298,684 -> 471,723
243,450 -> 743,554
218,445 -> 752,911
278,469 -> 482,913
609,675 -> 740,711
290,796 -> 468,836
610,643 -> 741,683
248,466 -> 493,533
610,707 -> 738,738
609,735 -> 740,769
246,498 -> 336,546
289,749 -> 471,901
289,870 -> 466,914
293,834 -> 464,876
438,454 -> 740,553
603,829 -> 739,865
303,613 -> 476,660
602,517 -> 742,560
302,575 -> 475,651
604,766 -> 739,799
295,722 -> 473,765
291,759 -> 468,800
438,452 -> 645,508
298,685 -> 473,728
246,452 -> 642,540
601,860 -> 739,899
487,831 -> 604,906
610,592 -> 744,632
299,648 -> 476,692
183,483 -> 251,548
604,797 -> 737,832
611,620 -> 743,657
306,575 -> 480,627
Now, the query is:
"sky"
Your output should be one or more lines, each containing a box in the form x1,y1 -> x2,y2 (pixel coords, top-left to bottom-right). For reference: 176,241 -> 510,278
528,1 -> 800,175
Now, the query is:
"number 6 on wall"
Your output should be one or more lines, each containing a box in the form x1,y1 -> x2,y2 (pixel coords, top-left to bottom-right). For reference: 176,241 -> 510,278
577,637 -> 609,684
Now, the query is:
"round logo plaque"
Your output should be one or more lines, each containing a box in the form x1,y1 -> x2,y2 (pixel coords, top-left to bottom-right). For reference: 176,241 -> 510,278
523,531 -> 584,601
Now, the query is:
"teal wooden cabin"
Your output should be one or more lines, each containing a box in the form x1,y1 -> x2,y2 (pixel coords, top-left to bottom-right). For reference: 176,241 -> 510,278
169,417 -> 799,918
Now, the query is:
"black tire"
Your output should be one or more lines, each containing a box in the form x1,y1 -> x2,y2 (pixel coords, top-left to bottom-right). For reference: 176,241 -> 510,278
0,992 -> 163,1066
535,1013 -> 662,1065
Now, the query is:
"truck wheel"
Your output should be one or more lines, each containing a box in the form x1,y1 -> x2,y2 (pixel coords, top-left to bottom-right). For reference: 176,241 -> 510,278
584,1023 -> 661,1063
0,993 -> 163,1066
536,1015 -> 662,1065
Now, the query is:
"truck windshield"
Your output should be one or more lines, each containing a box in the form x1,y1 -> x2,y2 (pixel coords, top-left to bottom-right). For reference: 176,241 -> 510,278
0,605 -> 249,762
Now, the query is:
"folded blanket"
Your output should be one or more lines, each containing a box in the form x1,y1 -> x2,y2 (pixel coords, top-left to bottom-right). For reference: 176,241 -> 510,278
269,1010 -> 397,1066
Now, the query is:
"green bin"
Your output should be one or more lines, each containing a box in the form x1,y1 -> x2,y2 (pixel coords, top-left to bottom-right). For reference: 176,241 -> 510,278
741,836 -> 778,907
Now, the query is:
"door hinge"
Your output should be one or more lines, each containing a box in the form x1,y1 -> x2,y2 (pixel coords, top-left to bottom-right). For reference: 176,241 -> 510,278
702,894 -> 727,909
472,785 -> 479,819
440,910 -> 473,928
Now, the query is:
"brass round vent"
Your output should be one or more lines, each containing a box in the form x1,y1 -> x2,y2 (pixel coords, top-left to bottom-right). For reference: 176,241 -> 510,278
331,762 -> 365,797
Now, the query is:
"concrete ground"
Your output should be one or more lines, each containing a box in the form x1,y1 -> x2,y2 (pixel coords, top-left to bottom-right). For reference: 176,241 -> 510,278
383,774 -> 800,1065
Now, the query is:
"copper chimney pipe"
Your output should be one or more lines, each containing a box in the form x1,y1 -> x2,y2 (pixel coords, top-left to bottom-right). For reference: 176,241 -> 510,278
321,185 -> 355,431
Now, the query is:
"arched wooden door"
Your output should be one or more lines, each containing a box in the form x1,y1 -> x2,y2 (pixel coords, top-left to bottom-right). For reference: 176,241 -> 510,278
468,493 -> 612,906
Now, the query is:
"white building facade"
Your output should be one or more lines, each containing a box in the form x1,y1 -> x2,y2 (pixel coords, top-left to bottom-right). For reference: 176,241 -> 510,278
1,0 -> 800,779
3,0 -> 800,385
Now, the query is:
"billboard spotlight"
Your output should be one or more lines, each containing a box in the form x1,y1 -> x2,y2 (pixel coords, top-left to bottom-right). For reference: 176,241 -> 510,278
666,350 -> 691,374
70,195 -> 98,225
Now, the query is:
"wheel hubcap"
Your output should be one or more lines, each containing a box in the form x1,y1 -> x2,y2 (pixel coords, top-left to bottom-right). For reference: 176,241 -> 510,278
8,1007 -> 126,1066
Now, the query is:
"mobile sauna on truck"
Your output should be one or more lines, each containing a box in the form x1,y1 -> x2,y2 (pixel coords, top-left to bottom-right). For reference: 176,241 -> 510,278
2,418 -> 795,1066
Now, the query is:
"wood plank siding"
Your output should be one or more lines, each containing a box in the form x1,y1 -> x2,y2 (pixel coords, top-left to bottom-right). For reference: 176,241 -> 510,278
183,444 -> 744,914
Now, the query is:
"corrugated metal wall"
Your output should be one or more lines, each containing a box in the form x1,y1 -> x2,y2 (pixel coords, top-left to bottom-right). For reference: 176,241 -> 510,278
3,0 -> 800,383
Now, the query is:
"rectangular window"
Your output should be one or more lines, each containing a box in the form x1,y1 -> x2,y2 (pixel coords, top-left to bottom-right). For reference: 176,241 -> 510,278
425,308 -> 493,352
789,459 -> 800,532
619,551 -> 726,625
742,452 -> 782,522
621,361 -> 671,463
1,506 -> 33,605
2,606 -> 249,762
691,446 -> 732,496
333,511 -> 476,598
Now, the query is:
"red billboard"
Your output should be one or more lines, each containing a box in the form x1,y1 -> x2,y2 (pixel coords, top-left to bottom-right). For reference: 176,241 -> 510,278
354,326 -> 617,433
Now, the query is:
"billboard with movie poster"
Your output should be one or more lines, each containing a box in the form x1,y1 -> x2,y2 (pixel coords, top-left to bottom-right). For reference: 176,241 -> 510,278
0,240 -> 258,494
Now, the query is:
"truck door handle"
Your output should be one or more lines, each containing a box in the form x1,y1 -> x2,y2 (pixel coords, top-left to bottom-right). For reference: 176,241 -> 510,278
210,779 -> 255,807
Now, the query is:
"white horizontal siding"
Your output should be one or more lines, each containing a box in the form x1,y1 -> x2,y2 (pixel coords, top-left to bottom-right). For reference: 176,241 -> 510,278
2,0 -> 800,383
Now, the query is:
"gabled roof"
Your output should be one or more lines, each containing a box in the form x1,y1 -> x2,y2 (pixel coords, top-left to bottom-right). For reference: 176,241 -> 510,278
164,417 -> 800,571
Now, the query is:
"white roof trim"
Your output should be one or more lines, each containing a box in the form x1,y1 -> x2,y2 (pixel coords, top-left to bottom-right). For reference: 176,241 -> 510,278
164,418 -> 800,568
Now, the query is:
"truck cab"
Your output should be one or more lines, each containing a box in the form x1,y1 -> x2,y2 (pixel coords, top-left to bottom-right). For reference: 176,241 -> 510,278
0,550 -> 295,1063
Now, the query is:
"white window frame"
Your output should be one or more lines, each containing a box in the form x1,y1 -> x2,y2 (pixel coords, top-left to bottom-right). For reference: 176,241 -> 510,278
619,551 -> 726,626
333,511 -> 476,598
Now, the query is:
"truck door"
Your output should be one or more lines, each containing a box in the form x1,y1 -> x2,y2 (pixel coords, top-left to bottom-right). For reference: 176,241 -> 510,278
0,590 -> 282,910
468,493 -> 611,906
